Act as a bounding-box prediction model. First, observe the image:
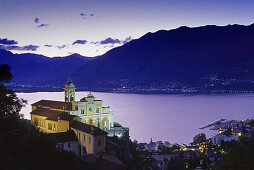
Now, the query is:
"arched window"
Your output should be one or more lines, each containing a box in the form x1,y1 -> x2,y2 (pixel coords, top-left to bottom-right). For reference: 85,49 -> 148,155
48,123 -> 52,130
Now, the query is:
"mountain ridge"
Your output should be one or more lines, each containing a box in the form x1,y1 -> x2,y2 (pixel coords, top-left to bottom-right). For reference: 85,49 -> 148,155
1,23 -> 254,92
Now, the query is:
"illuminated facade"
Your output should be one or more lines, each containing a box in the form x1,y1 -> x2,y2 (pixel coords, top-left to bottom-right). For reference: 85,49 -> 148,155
30,76 -> 114,154
64,77 -> 114,131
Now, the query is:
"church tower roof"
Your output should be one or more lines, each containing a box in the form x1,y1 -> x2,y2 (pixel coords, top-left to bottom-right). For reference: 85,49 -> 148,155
65,72 -> 75,87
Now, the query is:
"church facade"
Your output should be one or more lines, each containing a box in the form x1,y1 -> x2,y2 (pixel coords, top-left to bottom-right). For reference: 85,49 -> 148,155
30,76 -> 114,154
64,76 -> 114,131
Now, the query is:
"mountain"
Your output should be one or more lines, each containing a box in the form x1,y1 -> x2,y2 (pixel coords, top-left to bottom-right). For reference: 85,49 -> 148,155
2,23 -> 254,92
0,50 -> 94,88
73,24 -> 254,91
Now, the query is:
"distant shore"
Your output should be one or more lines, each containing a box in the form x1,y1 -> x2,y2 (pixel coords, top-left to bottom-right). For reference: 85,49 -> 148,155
11,86 -> 254,95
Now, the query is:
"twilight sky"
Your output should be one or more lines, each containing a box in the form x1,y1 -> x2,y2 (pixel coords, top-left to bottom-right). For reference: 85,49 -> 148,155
0,0 -> 254,57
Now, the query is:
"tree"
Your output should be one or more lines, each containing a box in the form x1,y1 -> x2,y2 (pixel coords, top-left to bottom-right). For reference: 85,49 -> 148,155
0,64 -> 27,132
0,64 -> 76,170
215,139 -> 254,170
192,133 -> 206,145
0,64 -> 13,83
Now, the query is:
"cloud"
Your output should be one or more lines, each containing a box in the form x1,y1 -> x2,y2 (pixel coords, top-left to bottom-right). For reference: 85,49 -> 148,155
90,41 -> 99,44
37,24 -> 49,28
123,36 -> 133,44
34,18 -> 39,23
57,45 -> 67,49
80,13 -> 86,16
0,38 -> 18,45
80,13 -> 94,19
72,40 -> 87,45
0,44 -> 39,51
44,44 -> 53,47
100,38 -> 121,44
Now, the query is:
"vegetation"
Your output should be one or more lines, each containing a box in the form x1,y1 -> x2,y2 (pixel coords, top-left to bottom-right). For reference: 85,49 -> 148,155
215,138 -> 254,170
192,133 -> 206,145
0,64 -> 76,170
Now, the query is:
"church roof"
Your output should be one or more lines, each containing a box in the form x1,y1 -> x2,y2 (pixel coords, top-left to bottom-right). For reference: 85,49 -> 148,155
80,97 -> 86,102
87,92 -> 95,98
31,100 -> 72,110
71,121 -> 107,136
30,107 -> 75,121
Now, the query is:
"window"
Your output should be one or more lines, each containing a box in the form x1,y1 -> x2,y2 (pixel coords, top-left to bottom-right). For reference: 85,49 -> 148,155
81,109 -> 84,114
98,139 -> 101,146
53,124 -> 56,131
34,117 -> 38,125
84,134 -> 86,143
75,106 -> 78,110
68,143 -> 71,148
96,108 -> 100,113
58,144 -> 63,150
48,123 -> 52,130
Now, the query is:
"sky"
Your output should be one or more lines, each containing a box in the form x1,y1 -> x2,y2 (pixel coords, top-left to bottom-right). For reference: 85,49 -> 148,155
0,0 -> 254,57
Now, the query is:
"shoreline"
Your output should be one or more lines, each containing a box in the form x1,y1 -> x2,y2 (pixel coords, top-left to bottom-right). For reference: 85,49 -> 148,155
13,87 -> 254,95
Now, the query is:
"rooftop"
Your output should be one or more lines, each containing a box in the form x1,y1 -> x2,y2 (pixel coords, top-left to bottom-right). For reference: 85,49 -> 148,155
31,100 -> 72,110
30,107 -> 75,121
71,121 -> 107,136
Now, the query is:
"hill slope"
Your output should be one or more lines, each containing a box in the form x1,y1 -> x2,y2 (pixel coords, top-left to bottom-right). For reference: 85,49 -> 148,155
0,50 -> 94,88
74,24 -> 254,91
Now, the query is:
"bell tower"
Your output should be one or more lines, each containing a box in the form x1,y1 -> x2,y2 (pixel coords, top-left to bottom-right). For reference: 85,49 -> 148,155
64,72 -> 75,102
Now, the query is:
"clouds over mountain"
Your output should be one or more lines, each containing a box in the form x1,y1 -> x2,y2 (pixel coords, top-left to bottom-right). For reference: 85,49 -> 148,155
94,36 -> 133,45
57,45 -> 67,49
0,37 -> 38,51
0,44 -> 39,51
100,38 -> 121,44
0,38 -> 18,45
44,44 -> 53,47
72,40 -> 87,45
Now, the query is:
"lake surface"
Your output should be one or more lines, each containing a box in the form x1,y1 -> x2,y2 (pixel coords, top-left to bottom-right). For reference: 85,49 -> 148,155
17,92 -> 254,144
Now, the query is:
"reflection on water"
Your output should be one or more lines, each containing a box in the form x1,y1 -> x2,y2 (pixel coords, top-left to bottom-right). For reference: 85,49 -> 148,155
17,92 -> 254,144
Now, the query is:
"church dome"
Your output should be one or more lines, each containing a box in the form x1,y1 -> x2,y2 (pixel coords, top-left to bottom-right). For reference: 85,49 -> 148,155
87,92 -> 94,98
68,82 -> 75,87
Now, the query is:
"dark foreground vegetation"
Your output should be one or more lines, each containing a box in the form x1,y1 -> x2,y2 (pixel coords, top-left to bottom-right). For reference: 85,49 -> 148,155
0,64 -> 76,170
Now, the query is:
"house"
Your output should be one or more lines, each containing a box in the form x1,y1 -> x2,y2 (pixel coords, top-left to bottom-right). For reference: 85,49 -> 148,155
48,130 -> 80,156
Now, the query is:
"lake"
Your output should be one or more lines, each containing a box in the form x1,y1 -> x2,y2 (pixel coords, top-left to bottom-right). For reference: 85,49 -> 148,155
17,91 -> 254,144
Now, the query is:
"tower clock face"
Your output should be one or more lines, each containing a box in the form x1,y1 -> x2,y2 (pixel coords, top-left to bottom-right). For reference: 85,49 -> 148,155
89,107 -> 93,112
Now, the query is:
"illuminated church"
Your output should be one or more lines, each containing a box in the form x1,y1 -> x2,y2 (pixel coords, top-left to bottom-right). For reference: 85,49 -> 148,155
64,75 -> 114,130
30,75 -> 115,155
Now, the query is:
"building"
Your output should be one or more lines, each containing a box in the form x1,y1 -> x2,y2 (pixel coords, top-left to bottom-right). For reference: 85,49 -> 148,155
48,131 -> 80,156
31,101 -> 75,133
71,120 -> 107,155
65,75 -> 114,131
30,75 -> 115,155
212,134 -> 237,145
